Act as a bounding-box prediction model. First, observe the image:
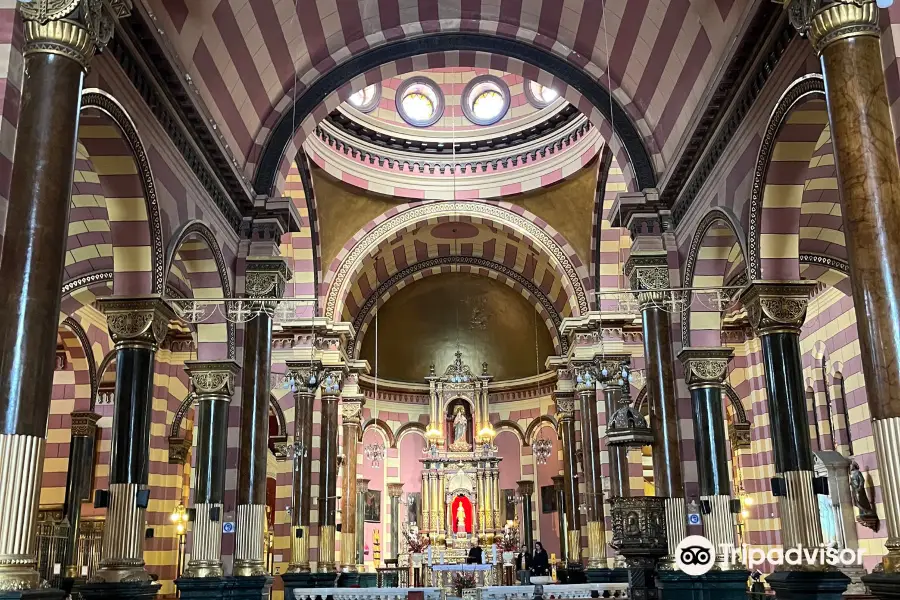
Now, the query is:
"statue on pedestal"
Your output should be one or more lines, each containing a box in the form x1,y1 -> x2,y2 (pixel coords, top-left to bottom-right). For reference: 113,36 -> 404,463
849,461 -> 879,531
456,503 -> 467,533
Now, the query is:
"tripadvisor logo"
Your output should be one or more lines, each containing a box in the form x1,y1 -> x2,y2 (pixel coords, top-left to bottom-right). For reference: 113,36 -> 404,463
675,535 -> 867,575
675,535 -> 716,575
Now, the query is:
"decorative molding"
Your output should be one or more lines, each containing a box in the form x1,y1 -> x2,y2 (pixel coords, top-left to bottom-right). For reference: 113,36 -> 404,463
61,317 -> 99,405
747,74 -> 826,280
253,32 -> 656,196
327,201 -> 589,320
350,255 -> 567,355
799,252 -> 849,274
169,393 -> 195,439
62,270 -> 114,297
668,4 -> 794,226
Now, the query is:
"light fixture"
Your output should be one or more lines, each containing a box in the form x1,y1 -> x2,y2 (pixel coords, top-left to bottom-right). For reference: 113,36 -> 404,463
532,436 -> 553,465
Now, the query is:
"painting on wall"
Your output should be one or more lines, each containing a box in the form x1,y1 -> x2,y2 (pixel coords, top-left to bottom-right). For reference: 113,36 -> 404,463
540,485 -> 557,514
364,490 -> 382,522
407,492 -> 421,525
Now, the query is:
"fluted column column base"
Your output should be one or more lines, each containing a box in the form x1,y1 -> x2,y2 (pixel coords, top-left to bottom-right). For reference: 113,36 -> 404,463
0,434 -> 44,592
874,417 -> 900,573
286,526 -> 310,573
661,498 -> 686,569
182,503 -> 224,578
586,521 -> 605,569
778,470 -> 822,553
318,525 -> 336,573
92,483 -> 150,583
701,495 -> 736,569
233,505 -> 267,577
566,530 -> 581,564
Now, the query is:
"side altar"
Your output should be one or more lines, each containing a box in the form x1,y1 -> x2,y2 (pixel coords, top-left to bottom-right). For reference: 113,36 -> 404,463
420,352 -> 504,556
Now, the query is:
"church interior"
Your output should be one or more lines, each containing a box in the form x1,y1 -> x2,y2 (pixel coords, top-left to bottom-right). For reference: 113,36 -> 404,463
2,1 -> 900,599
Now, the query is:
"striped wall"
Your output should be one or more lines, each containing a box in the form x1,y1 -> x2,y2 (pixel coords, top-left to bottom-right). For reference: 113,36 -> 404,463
0,2 -> 21,255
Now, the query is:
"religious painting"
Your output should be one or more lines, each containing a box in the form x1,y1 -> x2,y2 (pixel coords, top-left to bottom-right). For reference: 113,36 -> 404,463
540,485 -> 557,514
503,489 -> 517,523
364,489 -> 381,523
407,492 -> 421,525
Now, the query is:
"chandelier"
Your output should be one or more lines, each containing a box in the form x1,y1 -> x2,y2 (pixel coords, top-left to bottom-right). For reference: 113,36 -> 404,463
364,442 -> 385,468
532,437 -> 553,465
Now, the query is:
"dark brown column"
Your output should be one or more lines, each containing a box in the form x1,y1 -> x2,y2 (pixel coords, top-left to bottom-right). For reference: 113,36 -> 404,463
318,372 -> 343,572
340,398 -> 364,571
555,391 -> 581,564
575,369 -> 605,569
234,259 -> 289,578
516,480 -> 535,551
285,361 -> 322,573
0,4 -> 125,591
62,411 -> 100,580
86,297 -> 174,594
387,484 -> 404,560
604,387 -> 630,498
790,0 -> 900,577
181,360 -> 240,579
551,475 -> 568,561
624,251 -> 686,560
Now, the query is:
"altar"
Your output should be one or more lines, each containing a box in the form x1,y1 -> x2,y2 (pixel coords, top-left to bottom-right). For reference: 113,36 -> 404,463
428,563 -> 496,588
420,352 -> 504,549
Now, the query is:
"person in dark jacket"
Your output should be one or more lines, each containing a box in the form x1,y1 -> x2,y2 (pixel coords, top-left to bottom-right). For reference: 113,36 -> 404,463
530,541 -> 550,576
467,539 -> 483,564
515,544 -> 532,571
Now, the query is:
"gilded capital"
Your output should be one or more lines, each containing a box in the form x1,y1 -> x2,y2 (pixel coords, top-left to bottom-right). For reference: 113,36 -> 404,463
97,296 -> 177,349
184,360 -> 240,399
244,258 -> 291,299
787,0 -> 880,55
20,0 -> 132,71
677,347 -> 733,389
285,360 -> 324,394
387,483 -> 404,498
70,410 -> 100,436
738,281 -> 816,336
340,399 -> 364,425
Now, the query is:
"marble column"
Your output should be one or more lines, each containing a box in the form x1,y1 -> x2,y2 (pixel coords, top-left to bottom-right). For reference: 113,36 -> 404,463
556,391 -> 581,564
576,370 -> 605,569
180,361 -> 240,579
604,387 -> 630,498
790,0 -> 900,578
62,411 -> 100,580
624,252 -> 686,560
85,298 -> 174,595
234,259 -> 289,579
677,348 -> 738,569
739,283 -> 823,549
516,481 -> 535,551
387,484 -> 404,560
0,3 -> 127,593
340,399 -> 364,571
285,361 -> 322,573
356,479 -> 369,567
317,372 -> 343,572
551,475 -> 568,561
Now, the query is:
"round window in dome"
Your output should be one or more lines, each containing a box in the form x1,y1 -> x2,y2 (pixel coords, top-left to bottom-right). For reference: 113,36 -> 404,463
396,77 -> 444,127
346,83 -> 381,113
461,75 -> 510,126
525,80 -> 560,108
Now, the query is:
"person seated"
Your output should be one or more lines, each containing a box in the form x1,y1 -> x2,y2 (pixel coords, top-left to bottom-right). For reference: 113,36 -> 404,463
467,539 -> 484,564
530,541 -> 549,576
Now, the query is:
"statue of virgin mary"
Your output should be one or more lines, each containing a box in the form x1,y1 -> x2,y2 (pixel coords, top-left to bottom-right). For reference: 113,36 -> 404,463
453,406 -> 468,444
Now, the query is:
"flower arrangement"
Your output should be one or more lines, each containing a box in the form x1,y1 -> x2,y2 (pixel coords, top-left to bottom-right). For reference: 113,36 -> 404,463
497,524 -> 520,552
452,572 -> 477,596
405,530 -> 431,553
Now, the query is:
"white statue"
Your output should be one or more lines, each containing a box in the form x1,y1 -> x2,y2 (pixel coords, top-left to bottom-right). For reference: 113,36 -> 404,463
453,406 -> 468,444
456,503 -> 467,532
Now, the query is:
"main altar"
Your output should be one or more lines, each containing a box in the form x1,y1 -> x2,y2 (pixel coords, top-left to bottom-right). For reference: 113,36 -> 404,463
419,352 -> 503,562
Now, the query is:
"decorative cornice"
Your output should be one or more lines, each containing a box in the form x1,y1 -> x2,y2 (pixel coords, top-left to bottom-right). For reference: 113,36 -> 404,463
667,4 -> 795,226
738,281 -> 816,336
677,347 -> 734,389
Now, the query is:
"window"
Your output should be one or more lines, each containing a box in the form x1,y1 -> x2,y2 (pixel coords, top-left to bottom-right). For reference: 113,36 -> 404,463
346,83 -> 381,113
525,80 -> 560,109
396,77 -> 444,127
461,75 -> 510,126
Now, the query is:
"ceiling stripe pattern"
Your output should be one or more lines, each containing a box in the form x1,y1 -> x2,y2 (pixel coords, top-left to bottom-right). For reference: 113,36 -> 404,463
66,141 -> 114,282
323,200 -> 591,320
151,0 -> 741,181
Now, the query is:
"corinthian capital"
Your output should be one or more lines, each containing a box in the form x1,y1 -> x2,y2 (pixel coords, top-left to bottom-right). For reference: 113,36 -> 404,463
184,360 -> 241,398
738,281 -> 816,336
20,0 -> 132,71
786,0 -> 880,55
97,296 -> 177,350
677,347 -> 733,389
244,258 -> 291,299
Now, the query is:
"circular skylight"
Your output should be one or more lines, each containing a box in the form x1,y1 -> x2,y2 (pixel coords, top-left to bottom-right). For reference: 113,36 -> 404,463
461,75 -> 510,126
346,83 -> 381,113
396,77 -> 444,127
525,80 -> 560,108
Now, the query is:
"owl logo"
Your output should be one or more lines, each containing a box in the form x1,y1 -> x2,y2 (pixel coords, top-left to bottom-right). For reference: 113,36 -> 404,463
675,535 -> 716,575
